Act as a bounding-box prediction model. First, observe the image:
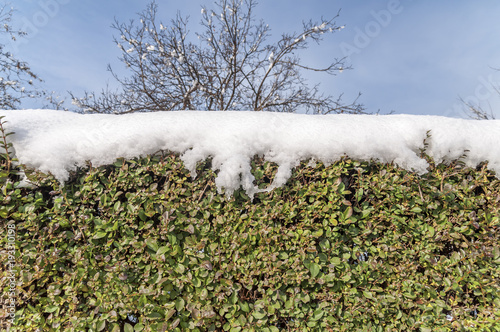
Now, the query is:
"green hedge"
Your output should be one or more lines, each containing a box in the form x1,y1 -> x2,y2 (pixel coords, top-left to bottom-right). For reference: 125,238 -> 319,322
1,149 -> 500,331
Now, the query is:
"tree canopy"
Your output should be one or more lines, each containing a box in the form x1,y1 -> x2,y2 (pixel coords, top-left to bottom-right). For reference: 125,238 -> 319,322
72,0 -> 364,114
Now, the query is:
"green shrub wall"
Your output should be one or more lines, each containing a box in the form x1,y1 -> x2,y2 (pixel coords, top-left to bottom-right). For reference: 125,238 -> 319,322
1,153 -> 500,331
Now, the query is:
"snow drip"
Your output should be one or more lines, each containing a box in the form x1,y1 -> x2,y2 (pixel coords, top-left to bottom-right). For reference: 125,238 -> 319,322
1,109 -> 500,197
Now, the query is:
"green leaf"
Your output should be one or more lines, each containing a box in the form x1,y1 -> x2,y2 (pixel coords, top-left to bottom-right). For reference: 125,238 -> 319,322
0,208 -> 8,219
45,305 -> 58,313
192,277 -> 201,288
363,291 -> 373,299
312,309 -> 324,321
343,207 -> 353,220
156,246 -> 169,255
165,309 -> 176,320
428,226 -> 435,237
97,320 -> 106,331
175,263 -> 185,274
309,262 -> 321,278
168,234 -> 177,245
175,298 -> 185,311
435,300 -> 446,308
134,323 -> 145,331
93,231 -> 107,239
252,310 -> 266,320
278,252 -> 289,260
355,188 -> 364,202
146,238 -> 158,251
237,314 -> 247,326
240,301 -> 250,313
331,257 -> 341,265
147,312 -> 162,319
403,291 -> 416,299
312,229 -> 323,238
138,209 -> 147,222
124,323 -> 134,332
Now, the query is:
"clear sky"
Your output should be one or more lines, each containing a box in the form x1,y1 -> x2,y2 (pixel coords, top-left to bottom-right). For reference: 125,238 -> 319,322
5,0 -> 500,117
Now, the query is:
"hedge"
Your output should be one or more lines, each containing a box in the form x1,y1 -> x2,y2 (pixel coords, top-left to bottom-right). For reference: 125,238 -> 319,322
1,129 -> 500,331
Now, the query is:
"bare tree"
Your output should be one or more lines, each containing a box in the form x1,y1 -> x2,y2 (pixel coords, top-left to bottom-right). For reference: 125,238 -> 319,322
0,4 -> 44,109
0,4 -> 67,110
72,0 -> 364,114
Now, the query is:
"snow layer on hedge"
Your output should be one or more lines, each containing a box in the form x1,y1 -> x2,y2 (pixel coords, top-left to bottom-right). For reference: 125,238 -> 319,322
1,109 -> 499,197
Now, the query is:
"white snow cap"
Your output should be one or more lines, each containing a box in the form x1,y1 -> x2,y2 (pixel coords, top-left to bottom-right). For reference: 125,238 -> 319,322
1,109 -> 499,197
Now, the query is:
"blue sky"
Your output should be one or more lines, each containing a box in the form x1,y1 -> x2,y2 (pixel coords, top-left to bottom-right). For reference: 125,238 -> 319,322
5,0 -> 500,117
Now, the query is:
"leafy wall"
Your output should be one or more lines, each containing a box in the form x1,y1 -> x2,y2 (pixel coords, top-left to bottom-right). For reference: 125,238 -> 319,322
1,147 -> 500,331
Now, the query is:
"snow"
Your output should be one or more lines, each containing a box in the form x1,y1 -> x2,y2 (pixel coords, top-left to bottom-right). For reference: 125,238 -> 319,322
1,109 -> 499,197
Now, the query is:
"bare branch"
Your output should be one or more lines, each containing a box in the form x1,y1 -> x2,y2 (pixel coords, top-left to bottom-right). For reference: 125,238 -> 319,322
0,5 -> 45,109
72,0 -> 364,115
461,97 -> 496,120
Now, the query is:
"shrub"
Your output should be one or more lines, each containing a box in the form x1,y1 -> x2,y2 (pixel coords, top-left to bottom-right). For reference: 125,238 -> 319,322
1,148 -> 499,331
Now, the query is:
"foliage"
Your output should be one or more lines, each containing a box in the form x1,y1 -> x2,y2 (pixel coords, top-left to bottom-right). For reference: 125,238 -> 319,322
1,144 -> 499,331
71,0 -> 364,115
